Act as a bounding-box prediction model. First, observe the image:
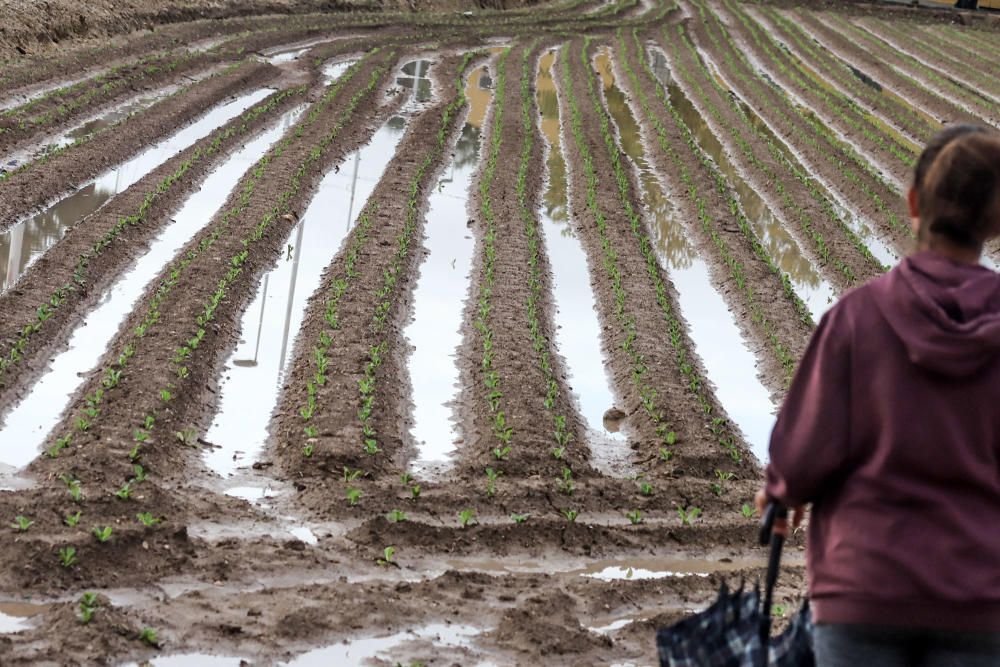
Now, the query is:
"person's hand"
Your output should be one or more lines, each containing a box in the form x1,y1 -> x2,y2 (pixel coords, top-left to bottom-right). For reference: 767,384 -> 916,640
755,488 -> 806,530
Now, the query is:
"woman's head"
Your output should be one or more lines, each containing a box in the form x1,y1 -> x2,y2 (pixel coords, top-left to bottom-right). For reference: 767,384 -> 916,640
909,125 -> 1000,257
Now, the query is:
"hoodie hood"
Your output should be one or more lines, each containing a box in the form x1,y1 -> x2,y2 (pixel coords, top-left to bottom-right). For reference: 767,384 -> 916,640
872,251 -> 1000,376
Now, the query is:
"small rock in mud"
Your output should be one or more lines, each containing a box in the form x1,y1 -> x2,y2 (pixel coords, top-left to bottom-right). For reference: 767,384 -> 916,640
603,407 -> 627,432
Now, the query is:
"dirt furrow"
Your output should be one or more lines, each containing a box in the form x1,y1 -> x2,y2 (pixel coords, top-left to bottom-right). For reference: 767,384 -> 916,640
0,59 -> 281,231
685,3 -> 914,261
269,52 -> 480,498
455,44 -> 594,482
658,21 -> 881,292
710,0 -> 917,187
15,51 -> 399,543
0,86 -> 308,410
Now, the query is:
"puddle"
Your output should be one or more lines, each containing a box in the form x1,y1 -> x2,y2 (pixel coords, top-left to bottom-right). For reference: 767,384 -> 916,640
0,601 -> 48,634
225,486 -> 279,505
284,623 -> 486,666
535,50 -> 629,463
397,59 -> 434,108
598,48 -> 777,458
0,87 -> 274,293
0,107 -> 298,479
322,60 -> 356,87
443,554 -> 785,577
203,114 -> 407,479
263,38 -> 336,64
134,656 -> 244,667
406,66 -> 492,477
647,47 -> 835,321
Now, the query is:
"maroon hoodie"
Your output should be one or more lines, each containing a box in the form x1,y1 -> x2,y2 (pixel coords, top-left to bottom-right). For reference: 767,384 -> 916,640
766,250 -> 1000,632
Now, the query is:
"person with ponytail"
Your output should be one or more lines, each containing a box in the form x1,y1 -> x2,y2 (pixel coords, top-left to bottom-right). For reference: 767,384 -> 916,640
757,125 -> 1000,665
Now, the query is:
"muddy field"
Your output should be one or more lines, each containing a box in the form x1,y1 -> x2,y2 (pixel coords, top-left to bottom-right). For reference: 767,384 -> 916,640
0,0 -> 997,664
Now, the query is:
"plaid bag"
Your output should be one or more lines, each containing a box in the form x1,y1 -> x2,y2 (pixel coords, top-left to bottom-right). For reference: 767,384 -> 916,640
656,584 -> 814,667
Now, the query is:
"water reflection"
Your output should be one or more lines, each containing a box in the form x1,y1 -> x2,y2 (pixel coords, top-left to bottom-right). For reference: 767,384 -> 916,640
205,115 -> 408,479
398,60 -> 434,107
596,47 -> 776,461
407,66 -> 492,476
0,88 -> 275,293
536,50 -> 628,463
648,46 -> 836,320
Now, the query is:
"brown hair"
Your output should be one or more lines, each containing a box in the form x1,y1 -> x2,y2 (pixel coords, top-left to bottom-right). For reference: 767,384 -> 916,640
918,131 -> 1000,249
912,124 -> 986,192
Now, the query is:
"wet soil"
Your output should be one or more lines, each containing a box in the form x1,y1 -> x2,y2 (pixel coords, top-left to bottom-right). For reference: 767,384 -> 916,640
7,0 -> 990,662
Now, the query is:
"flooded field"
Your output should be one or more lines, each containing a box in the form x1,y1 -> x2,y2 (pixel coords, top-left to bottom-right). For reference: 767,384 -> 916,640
0,0 -> 988,663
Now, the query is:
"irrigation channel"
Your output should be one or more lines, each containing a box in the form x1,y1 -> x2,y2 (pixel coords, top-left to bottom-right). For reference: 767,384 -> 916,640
0,1 -> 991,663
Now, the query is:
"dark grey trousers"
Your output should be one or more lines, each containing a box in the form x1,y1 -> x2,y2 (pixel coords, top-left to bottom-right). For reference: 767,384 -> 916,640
814,623 -> 1000,667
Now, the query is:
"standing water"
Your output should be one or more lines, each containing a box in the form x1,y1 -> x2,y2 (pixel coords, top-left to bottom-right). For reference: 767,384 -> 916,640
203,114 -> 409,480
0,87 -> 274,293
0,108 -> 302,484
536,50 -> 629,467
406,65 -> 493,476
595,48 -> 776,460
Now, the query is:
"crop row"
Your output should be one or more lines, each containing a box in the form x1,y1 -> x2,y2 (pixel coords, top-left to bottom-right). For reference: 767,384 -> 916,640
759,7 -> 935,147
41,52 -> 376,529
720,0 -> 917,173
473,49 -> 517,468
0,83 -> 306,392
619,28 -> 807,391
859,18 -> 1000,105
561,38 -> 691,467
520,45 -> 577,465
818,11 -> 998,127
665,23 -> 885,283
690,0 -> 912,242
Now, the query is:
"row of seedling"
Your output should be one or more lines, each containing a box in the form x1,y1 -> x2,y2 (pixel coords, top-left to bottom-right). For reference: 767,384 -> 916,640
668,24 -> 886,280
690,0 -> 911,241
761,7 -> 935,146
1,82 -> 305,392
42,55 -> 374,508
559,40 -> 681,464
474,48 -> 517,476
520,45 -> 576,463
721,0 -> 916,171
618,28 -> 802,404
356,51 -> 481,463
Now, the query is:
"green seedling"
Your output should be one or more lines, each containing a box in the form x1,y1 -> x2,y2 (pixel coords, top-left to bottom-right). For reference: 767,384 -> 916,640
410,485 -> 421,500
115,482 -> 133,500
492,445 -> 511,460
710,483 -> 723,497
386,509 -> 407,523
78,592 -> 99,624
159,389 -> 172,402
640,482 -> 653,496
303,425 -> 318,438
510,513 -> 529,524
485,467 -> 501,497
92,526 -> 112,542
59,546 -> 78,568
626,510 -> 643,525
551,446 -> 565,460
64,511 -> 82,527
363,439 -> 380,455
346,487 -> 362,506
677,506 -> 702,527
143,415 -> 155,430
11,515 -> 32,532
132,464 -> 147,482
136,512 -> 160,527
175,427 -> 197,446
138,626 -> 160,647
343,467 -> 363,483
128,444 -> 142,462
376,545 -> 396,567
563,509 -> 579,523
458,508 -> 476,528
740,504 -> 755,519
302,443 -> 314,457
658,447 -> 674,462
400,472 -> 413,485
557,467 -> 574,496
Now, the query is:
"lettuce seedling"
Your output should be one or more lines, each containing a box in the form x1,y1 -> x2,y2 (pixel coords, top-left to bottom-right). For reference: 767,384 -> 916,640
92,526 -> 112,542
64,511 -> 81,527
458,508 -> 476,528
59,546 -> 78,567
10,515 -> 32,532
626,510 -> 643,525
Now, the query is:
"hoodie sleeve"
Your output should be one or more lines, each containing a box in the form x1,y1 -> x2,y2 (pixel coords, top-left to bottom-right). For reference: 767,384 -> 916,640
766,304 -> 853,507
